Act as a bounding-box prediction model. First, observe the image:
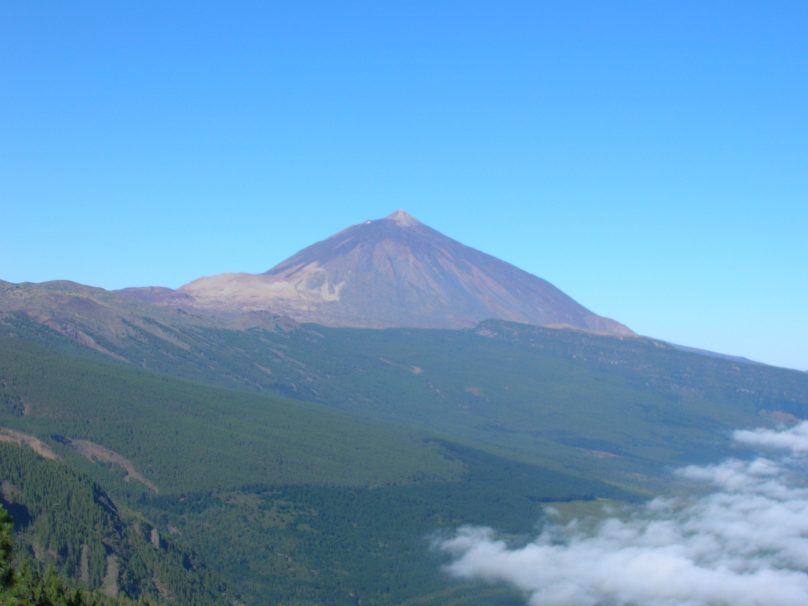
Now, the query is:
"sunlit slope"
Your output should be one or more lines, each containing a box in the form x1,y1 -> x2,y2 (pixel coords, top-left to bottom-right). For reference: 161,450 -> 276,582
0,337 -> 463,494
256,320 -> 808,485
41,321 -> 808,485
5,311 -> 808,489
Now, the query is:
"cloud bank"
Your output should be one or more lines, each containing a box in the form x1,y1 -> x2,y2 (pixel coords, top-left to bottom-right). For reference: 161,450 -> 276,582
438,421 -> 808,606
733,422 -> 808,454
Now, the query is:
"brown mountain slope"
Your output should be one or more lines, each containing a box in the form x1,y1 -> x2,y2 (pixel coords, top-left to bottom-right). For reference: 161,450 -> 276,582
0,279 -> 294,356
180,211 -> 632,335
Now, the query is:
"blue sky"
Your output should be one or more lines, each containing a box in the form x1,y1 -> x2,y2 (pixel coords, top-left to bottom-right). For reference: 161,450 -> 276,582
2,1 -> 807,369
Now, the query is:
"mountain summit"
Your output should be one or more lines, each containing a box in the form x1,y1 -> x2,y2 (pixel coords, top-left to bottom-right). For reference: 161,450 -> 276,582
180,211 -> 632,335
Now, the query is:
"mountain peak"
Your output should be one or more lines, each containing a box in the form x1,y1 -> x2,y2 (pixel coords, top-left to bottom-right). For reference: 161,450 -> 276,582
179,213 -> 632,336
384,210 -> 420,227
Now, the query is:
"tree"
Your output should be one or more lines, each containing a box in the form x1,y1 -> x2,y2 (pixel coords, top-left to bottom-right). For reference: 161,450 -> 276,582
0,506 -> 14,591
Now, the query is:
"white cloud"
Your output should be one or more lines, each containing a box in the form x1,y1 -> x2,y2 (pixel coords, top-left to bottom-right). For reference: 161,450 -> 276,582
437,423 -> 808,606
734,421 -> 808,454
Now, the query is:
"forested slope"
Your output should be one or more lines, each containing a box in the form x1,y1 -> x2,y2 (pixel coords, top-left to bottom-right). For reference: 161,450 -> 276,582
0,443 -> 224,605
1,500 -> 150,606
0,332 -> 625,605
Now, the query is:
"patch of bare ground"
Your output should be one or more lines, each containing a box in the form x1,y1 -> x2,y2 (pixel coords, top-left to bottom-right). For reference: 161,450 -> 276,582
254,363 -> 273,375
31,541 -> 45,562
68,438 -> 158,493
36,316 -> 127,361
765,409 -> 800,425
0,427 -> 58,460
153,578 -> 174,603
100,555 -> 119,597
79,544 -> 90,584
585,449 -> 621,459
0,480 -> 22,501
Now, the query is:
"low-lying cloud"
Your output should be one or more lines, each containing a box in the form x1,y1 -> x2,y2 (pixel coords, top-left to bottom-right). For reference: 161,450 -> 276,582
733,422 -> 808,454
438,421 -> 808,606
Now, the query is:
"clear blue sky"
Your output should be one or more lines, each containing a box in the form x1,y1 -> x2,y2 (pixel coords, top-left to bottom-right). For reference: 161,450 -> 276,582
2,1 -> 807,370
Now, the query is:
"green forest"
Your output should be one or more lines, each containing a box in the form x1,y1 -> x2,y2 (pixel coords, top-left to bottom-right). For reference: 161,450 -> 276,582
0,500 -> 148,606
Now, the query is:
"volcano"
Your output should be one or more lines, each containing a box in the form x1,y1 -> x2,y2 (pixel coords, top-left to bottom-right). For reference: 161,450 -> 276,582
179,210 -> 632,335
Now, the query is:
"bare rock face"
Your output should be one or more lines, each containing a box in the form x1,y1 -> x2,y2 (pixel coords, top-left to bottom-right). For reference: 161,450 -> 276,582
180,211 -> 632,336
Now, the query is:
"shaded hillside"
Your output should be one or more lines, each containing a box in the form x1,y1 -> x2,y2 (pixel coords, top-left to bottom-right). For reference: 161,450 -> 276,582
0,503 -> 154,606
144,444 -> 618,606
